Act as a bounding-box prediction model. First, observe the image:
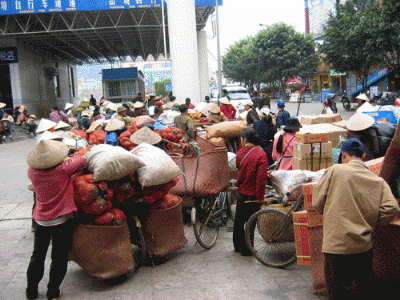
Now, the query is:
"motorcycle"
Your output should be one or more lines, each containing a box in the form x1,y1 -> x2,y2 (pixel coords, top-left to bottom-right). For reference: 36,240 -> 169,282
341,92 -> 351,111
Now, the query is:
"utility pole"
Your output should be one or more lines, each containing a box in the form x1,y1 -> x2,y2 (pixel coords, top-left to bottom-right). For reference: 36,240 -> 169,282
215,0 -> 222,98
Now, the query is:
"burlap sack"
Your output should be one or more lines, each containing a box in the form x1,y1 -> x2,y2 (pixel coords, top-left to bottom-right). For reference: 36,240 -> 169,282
205,121 -> 248,138
142,199 -> 188,257
169,146 -> 230,196
69,222 -> 135,279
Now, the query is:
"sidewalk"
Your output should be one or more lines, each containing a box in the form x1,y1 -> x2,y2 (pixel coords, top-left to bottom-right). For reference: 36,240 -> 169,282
0,134 -> 326,300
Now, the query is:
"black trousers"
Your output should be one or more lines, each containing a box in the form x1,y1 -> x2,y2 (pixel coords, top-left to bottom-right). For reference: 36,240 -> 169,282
324,249 -> 376,300
233,193 -> 261,255
26,218 -> 76,299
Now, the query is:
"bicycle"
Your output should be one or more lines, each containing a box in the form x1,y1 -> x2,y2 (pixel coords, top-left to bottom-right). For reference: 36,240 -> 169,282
243,155 -> 304,268
191,180 -> 237,250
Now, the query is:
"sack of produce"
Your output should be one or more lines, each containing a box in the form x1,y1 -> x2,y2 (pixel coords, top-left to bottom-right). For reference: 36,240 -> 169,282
85,144 -> 145,181
70,129 -> 88,140
94,208 -> 126,226
156,126 -> 183,143
205,121 -> 248,139
142,178 -> 179,204
118,122 -> 139,151
269,170 -> 308,203
131,144 -> 181,187
110,172 -> 141,203
88,130 -> 106,145
133,115 -> 156,128
142,197 -> 187,257
73,174 -> 108,206
69,221 -> 135,279
73,145 -> 94,157
150,193 -> 182,210
169,146 -> 230,196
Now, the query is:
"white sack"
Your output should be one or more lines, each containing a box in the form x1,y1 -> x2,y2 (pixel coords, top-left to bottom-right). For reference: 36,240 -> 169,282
131,143 -> 182,187
85,144 -> 145,181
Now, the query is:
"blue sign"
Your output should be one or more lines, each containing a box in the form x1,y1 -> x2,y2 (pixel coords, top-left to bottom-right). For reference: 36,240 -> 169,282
0,0 -> 223,15
0,47 -> 18,64
165,83 -> 172,92
102,67 -> 139,80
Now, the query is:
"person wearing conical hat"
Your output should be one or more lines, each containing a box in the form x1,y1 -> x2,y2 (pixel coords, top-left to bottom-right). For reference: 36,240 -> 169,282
219,97 -> 237,120
54,121 -> 71,131
346,112 -> 379,161
86,120 -> 103,134
25,139 -> 86,300
79,110 -> 91,131
64,103 -> 74,118
130,126 -> 162,146
0,102 -> 5,121
207,103 -> 227,124
104,118 -> 125,146
38,130 -> 63,142
133,101 -> 145,117
0,112 -> 14,142
36,118 -> 57,134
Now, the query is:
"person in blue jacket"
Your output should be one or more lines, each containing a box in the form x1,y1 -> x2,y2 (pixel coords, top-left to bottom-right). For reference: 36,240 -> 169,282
275,100 -> 290,130
104,118 -> 125,146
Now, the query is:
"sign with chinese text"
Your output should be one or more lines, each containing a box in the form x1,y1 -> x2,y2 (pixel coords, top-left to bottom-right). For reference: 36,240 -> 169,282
0,0 -> 223,15
0,47 -> 18,64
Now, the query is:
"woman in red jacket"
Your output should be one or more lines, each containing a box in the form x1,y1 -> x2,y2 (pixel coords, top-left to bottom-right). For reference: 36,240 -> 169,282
219,97 -> 237,120
234,128 -> 269,256
26,140 -> 86,300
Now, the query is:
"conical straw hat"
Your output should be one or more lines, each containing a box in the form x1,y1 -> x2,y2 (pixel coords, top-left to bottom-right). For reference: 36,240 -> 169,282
38,131 -> 63,142
86,120 -> 103,134
219,97 -> 230,105
64,103 -> 74,110
54,121 -> 71,130
133,102 -> 144,108
105,118 -> 125,132
207,103 -> 220,114
36,118 -> 57,133
355,93 -> 369,102
0,102 -> 6,109
27,140 -> 69,169
130,126 -> 161,145
346,113 -> 375,131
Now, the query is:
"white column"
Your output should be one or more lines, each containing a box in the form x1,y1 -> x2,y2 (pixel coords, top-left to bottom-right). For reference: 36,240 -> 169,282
167,0 -> 201,104
197,30 -> 209,103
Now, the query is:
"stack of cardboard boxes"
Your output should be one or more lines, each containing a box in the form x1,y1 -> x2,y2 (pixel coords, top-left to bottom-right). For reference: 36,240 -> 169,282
293,133 -> 334,171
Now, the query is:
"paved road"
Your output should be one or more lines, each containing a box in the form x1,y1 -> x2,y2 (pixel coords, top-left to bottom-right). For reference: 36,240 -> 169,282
0,103 -> 344,300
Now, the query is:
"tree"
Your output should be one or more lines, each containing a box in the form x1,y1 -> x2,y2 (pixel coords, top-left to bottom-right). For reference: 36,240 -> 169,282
320,0 -> 382,92
222,36 -> 259,89
253,23 -> 318,98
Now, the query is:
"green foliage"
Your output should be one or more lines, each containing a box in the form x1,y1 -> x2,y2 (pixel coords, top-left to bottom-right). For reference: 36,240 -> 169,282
154,78 -> 172,96
222,23 -> 318,95
320,0 -> 400,92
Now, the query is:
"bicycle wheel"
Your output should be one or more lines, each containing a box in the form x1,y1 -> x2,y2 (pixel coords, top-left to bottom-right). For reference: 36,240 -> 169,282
130,216 -> 146,271
245,208 -> 296,268
192,197 -> 219,250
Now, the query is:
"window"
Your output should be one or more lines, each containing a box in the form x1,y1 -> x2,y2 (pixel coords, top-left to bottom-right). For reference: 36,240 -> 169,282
69,66 -> 75,97
54,62 -> 61,98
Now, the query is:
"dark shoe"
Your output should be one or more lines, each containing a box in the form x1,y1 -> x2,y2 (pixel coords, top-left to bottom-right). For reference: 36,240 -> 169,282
46,289 -> 61,300
26,287 -> 38,299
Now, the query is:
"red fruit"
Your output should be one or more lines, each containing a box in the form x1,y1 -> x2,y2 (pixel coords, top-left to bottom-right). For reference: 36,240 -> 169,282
82,197 -> 107,215
94,212 -> 115,225
70,129 -> 88,140
110,208 -> 126,226
88,130 -> 106,145
73,174 -> 99,206
142,178 -> 179,204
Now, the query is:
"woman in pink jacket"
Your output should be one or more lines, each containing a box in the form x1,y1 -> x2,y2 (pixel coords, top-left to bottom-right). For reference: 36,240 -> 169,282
26,140 -> 86,300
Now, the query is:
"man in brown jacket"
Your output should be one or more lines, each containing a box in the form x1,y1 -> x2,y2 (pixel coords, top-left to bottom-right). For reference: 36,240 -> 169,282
312,138 -> 399,300
174,104 -> 195,141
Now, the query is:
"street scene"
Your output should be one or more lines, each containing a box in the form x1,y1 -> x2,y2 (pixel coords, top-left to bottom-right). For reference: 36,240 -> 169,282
1,0 -> 400,300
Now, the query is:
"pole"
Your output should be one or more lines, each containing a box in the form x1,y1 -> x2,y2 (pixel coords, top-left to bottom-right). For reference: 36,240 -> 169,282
215,0 -> 222,99
161,0 -> 168,60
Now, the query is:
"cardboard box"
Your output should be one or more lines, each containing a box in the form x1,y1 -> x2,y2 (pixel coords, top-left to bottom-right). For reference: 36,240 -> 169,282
303,181 -> 318,211
365,156 -> 384,176
307,210 -> 323,226
299,114 -> 342,125
293,141 -> 332,160
293,157 -> 333,172
297,124 -> 348,147
293,211 -> 311,267
332,120 -> 347,129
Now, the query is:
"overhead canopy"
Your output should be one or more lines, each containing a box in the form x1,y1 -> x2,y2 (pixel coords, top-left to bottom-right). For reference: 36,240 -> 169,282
0,6 -> 215,64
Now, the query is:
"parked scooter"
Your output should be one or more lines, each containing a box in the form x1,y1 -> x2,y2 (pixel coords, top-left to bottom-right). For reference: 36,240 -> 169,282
341,91 -> 351,111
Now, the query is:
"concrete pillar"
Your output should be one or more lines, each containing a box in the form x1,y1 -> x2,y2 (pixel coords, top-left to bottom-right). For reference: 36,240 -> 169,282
197,30 -> 209,103
167,0 -> 201,104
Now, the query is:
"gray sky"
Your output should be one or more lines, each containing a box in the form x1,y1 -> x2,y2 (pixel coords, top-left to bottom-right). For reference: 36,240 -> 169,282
207,0 -> 306,57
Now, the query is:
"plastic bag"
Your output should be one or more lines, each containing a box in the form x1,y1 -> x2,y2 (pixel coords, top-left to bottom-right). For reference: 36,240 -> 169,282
228,152 -> 237,171
269,170 -> 308,203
